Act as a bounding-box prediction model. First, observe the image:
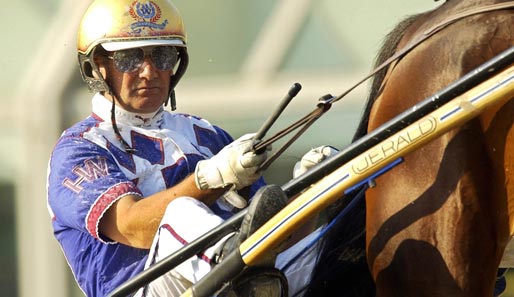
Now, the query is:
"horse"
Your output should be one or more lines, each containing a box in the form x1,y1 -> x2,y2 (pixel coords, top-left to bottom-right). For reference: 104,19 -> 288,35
304,0 -> 514,296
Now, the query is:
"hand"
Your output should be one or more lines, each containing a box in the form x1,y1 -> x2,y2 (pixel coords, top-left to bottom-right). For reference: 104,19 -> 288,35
195,134 -> 270,191
293,145 -> 338,178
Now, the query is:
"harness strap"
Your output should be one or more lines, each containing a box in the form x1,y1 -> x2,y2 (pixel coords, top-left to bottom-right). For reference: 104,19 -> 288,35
375,1 -> 514,96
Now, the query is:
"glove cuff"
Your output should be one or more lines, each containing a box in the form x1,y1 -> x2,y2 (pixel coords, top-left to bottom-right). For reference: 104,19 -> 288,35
195,160 -> 225,190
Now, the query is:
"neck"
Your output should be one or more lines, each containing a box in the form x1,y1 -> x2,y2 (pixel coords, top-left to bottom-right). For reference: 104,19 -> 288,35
93,93 -> 164,128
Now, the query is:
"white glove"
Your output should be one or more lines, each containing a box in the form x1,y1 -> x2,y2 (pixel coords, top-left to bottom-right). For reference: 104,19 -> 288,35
219,190 -> 248,209
293,145 -> 338,178
195,134 -> 270,190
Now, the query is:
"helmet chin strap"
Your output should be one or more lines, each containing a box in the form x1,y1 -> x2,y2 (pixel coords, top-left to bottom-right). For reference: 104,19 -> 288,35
164,47 -> 189,111
108,92 -> 137,153
90,58 -> 136,154
167,90 -> 177,111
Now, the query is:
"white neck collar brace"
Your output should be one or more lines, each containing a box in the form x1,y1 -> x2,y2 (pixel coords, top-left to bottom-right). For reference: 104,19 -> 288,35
92,93 -> 164,128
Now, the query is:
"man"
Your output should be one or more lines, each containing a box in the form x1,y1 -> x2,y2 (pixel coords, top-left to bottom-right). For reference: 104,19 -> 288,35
47,0 -> 329,296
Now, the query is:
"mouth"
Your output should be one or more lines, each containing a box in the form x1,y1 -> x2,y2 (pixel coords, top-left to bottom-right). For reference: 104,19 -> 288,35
136,85 -> 159,90
135,86 -> 161,95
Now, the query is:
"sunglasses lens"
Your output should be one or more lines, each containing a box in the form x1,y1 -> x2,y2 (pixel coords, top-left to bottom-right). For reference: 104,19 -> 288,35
111,46 -> 178,73
112,48 -> 144,72
151,46 -> 178,71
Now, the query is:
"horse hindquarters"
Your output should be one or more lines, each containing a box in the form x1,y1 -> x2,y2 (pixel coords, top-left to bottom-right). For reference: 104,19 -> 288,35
365,123 -> 499,297
364,29 -> 512,295
480,98 -> 514,268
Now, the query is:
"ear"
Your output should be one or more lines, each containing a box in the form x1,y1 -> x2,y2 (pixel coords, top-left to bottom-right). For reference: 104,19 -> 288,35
91,53 -> 108,79
93,63 -> 108,80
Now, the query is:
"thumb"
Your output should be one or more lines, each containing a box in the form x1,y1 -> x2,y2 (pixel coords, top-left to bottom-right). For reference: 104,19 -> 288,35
240,151 -> 267,168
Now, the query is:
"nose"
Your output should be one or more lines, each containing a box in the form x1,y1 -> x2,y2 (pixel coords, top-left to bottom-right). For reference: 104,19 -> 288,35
138,57 -> 159,79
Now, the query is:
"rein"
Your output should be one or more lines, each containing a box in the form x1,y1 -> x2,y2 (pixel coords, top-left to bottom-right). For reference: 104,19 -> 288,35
256,1 -> 514,166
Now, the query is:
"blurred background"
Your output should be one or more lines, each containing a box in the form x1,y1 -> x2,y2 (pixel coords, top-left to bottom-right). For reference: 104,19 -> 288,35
4,0 -> 512,296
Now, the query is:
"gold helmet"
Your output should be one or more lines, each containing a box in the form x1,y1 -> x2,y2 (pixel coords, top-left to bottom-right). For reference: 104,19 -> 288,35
77,0 -> 188,109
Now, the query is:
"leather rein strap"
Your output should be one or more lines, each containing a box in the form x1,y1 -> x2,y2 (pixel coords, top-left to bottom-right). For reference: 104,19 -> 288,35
255,1 -> 514,170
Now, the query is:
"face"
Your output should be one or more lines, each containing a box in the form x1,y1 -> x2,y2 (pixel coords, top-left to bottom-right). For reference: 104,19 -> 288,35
97,46 -> 175,114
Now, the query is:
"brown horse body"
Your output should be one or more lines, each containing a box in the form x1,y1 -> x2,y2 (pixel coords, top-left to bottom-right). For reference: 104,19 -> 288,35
365,0 -> 514,296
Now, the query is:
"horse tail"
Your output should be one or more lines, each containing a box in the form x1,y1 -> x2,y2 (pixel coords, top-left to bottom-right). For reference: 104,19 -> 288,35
303,13 -> 425,297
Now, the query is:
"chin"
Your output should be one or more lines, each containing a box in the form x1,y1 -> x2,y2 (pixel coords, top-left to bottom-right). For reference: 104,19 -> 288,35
138,97 -> 166,113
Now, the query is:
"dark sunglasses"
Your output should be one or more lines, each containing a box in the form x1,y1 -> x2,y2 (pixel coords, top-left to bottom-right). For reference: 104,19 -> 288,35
106,46 -> 179,73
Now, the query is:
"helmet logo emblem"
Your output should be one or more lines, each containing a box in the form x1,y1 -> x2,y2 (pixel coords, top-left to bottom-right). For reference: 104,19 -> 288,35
129,1 -> 169,33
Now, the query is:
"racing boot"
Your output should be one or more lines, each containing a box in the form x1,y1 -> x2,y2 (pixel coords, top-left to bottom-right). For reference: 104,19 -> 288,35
226,267 -> 288,297
213,184 -> 289,296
